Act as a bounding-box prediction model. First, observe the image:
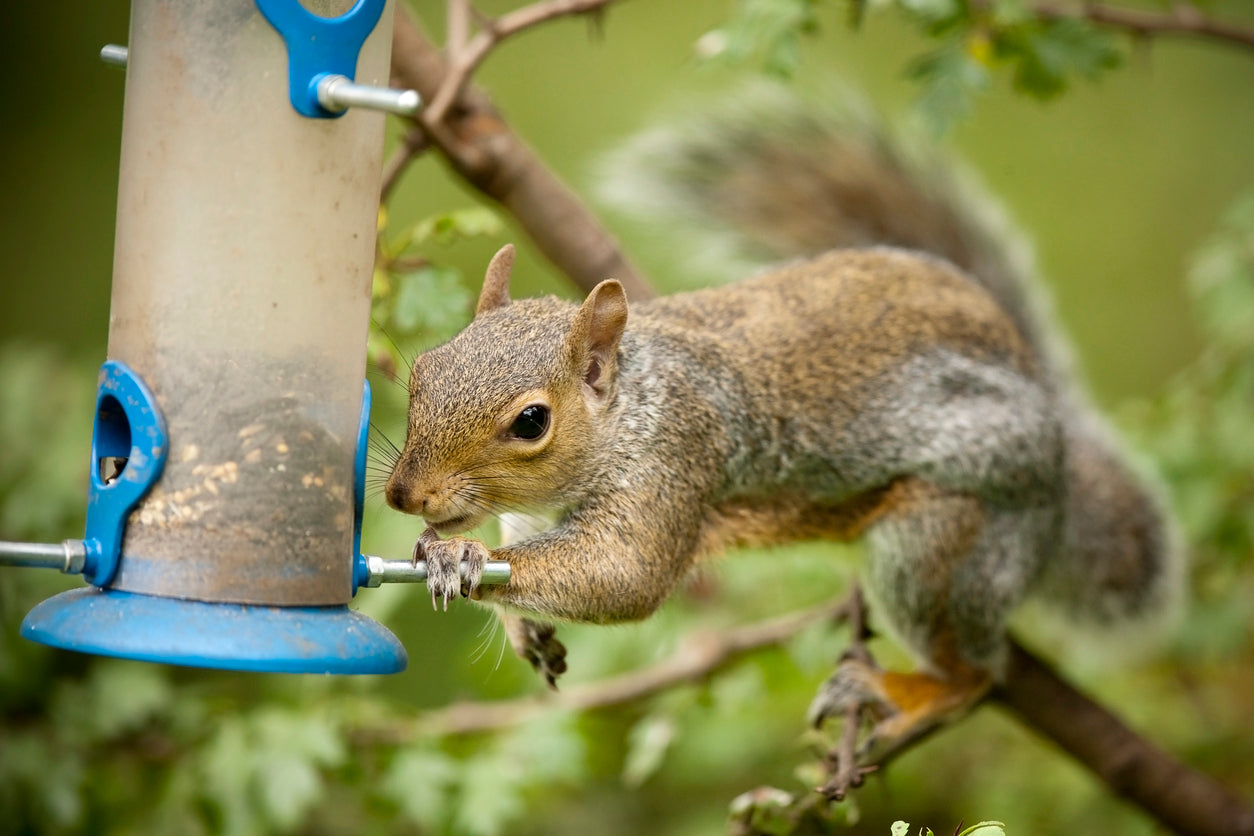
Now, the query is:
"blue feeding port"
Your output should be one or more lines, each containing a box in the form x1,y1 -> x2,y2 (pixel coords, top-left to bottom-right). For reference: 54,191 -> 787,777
19,366 -> 407,675
256,0 -> 387,118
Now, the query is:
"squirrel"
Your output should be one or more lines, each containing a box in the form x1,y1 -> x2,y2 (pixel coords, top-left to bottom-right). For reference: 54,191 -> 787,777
384,88 -> 1179,758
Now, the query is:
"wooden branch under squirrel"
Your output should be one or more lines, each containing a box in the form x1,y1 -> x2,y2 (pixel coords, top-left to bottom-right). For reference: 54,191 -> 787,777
359,594 -> 854,741
996,642 -> 1254,836
350,591 -> 1254,836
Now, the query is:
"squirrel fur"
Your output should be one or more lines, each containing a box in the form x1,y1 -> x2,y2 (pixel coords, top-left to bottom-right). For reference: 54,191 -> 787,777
385,88 -> 1179,752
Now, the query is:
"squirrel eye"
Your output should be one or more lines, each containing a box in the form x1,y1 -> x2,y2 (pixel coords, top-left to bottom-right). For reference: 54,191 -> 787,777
508,404 -> 550,441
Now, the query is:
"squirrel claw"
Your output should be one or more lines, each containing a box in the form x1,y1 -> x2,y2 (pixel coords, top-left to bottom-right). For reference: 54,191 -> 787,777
505,616 -> 568,689
808,657 -> 892,730
415,531 -> 489,612
809,657 -> 990,764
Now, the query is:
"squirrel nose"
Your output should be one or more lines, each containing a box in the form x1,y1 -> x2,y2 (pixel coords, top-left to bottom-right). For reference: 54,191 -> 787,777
384,479 -> 427,515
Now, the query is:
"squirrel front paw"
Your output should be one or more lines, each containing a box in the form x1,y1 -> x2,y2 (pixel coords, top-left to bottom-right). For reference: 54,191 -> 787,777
412,527 -> 488,611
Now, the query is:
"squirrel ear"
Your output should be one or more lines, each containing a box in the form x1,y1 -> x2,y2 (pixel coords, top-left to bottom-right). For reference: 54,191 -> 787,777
570,279 -> 628,401
475,244 -> 516,317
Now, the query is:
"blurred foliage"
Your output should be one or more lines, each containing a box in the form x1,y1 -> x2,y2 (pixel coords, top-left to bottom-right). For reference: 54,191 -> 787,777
367,205 -> 501,382
3,192 -> 1253,833
3,1 -> 1254,835
706,0 -> 1125,130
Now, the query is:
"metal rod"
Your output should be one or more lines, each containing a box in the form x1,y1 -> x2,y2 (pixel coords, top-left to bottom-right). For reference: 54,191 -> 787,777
316,74 -> 421,116
100,44 -> 128,67
361,554 -> 510,587
0,540 -> 87,574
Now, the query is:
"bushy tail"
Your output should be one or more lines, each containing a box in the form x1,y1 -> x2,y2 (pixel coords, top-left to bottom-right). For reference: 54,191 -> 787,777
599,84 -> 1181,629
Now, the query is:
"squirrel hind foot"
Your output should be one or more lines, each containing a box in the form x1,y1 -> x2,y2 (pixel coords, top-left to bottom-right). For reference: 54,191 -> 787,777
809,657 -> 991,764
503,615 -> 568,689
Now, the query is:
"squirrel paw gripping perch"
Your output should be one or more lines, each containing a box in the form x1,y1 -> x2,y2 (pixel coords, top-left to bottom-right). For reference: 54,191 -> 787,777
385,90 -> 1178,763
809,656 -> 991,763
412,527 -> 487,611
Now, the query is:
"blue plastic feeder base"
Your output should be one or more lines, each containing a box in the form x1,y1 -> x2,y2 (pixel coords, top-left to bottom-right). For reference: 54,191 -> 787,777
21,587 -> 407,674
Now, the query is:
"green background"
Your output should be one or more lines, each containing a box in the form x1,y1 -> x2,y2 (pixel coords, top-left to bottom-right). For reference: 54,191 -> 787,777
5,1 -> 1254,399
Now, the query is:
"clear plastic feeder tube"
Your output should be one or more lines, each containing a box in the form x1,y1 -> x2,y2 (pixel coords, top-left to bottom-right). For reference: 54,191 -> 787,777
106,0 -> 393,605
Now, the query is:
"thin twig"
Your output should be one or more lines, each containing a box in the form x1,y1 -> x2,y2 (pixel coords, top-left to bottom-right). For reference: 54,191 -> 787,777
389,5 -> 655,300
426,0 -> 623,125
354,594 -> 852,743
447,0 -> 471,55
1028,0 -> 1254,52
817,583 -> 878,801
379,130 -> 431,203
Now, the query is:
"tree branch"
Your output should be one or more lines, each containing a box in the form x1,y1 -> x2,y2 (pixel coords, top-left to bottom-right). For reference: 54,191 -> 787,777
354,594 -> 852,743
351,584 -> 1254,836
995,640 -> 1254,836
387,4 -> 655,300
426,0 -> 621,125
815,584 -> 878,802
1029,1 -> 1254,52
379,129 -> 429,203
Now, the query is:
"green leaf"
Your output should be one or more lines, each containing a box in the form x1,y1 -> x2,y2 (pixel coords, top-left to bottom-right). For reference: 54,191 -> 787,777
704,0 -> 822,78
622,713 -> 677,788
907,39 -> 991,133
255,753 -> 321,830
391,265 -> 472,338
410,207 -> 504,248
453,754 -> 526,836
381,748 -> 457,830
728,787 -> 796,836
987,0 -> 1030,27
198,709 -> 345,834
786,616 -> 839,674
86,660 -> 172,738
1189,192 -> 1254,349
0,344 -> 95,541
199,718 -> 255,836
847,0 -> 869,29
897,0 -> 964,29
1003,18 -> 1122,100
498,711 -> 588,785
0,731 -> 86,828
958,822 -> 1008,836
254,708 -> 346,769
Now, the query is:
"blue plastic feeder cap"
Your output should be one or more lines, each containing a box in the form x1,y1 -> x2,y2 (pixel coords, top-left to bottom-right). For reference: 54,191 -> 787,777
22,588 -> 405,674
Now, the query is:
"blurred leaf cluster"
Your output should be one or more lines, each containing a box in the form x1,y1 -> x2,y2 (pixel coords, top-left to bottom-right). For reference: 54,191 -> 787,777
1124,192 -> 1254,663
705,0 -> 1123,130
367,206 -> 502,382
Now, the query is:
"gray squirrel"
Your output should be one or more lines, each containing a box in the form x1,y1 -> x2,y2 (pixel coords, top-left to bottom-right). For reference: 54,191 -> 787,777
384,88 -> 1180,754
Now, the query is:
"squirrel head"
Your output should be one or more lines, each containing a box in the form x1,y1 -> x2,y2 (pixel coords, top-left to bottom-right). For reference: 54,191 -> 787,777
385,244 -> 628,534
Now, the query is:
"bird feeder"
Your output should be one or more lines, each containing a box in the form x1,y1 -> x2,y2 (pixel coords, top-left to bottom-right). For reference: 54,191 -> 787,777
2,0 -> 507,673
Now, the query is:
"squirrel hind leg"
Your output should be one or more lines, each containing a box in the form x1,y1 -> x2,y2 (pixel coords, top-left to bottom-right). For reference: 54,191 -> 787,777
809,479 -> 1056,761
809,656 -> 991,764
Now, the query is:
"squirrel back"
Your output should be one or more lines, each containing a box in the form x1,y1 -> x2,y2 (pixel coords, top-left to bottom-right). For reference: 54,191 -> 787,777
598,85 -> 1181,631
